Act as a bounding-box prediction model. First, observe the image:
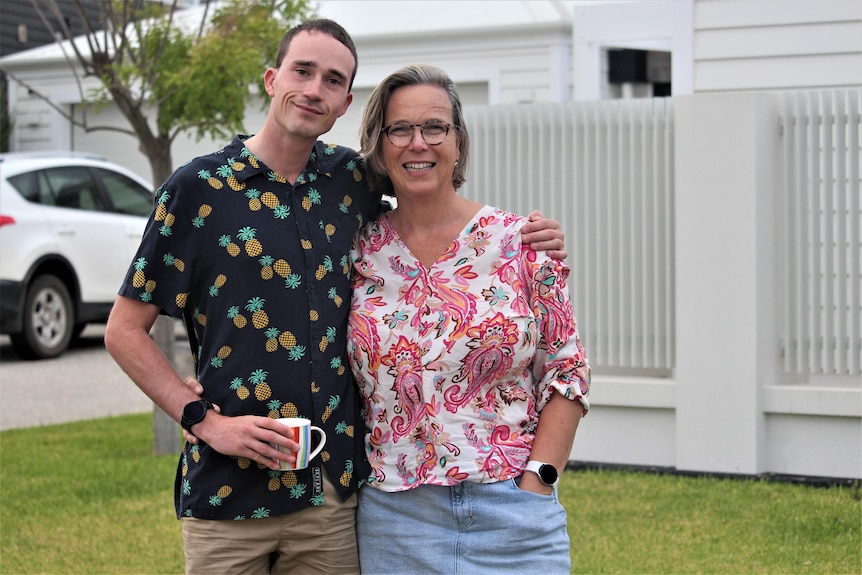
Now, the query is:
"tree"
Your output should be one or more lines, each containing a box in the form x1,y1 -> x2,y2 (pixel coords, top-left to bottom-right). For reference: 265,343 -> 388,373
1,0 -> 312,454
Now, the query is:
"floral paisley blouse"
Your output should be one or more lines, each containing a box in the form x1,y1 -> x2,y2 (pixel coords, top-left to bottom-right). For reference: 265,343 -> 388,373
346,205 -> 590,492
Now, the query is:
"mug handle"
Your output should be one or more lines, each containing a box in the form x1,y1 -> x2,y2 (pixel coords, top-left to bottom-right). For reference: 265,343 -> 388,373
308,426 -> 327,461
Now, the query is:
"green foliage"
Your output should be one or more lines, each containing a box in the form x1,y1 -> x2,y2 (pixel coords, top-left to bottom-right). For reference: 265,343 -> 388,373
140,0 -> 312,141
2,415 -> 859,574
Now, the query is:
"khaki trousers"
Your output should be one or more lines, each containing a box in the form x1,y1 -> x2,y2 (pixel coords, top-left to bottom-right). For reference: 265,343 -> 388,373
182,474 -> 359,575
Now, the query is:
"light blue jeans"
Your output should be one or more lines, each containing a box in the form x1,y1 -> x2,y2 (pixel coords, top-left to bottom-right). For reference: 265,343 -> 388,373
357,477 -> 571,575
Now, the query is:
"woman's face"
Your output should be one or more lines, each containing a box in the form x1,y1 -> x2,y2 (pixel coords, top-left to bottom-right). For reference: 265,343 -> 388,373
381,84 -> 459,199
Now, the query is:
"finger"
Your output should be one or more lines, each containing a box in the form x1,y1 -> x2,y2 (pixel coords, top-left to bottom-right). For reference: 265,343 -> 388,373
183,375 -> 203,394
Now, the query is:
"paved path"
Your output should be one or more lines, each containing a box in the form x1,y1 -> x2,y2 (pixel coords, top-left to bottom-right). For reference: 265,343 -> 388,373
0,324 -> 192,431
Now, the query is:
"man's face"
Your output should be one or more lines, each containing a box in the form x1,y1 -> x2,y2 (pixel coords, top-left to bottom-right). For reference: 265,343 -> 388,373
264,30 -> 355,140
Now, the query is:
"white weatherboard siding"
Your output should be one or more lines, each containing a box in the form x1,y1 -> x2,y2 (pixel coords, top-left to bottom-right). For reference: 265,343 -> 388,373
693,0 -> 862,92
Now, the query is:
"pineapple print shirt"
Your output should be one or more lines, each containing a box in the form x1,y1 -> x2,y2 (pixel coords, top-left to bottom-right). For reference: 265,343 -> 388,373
118,135 -> 378,520
347,206 -> 590,491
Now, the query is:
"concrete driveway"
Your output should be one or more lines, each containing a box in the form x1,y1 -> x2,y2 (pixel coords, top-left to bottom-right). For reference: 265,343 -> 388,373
0,324 -> 192,431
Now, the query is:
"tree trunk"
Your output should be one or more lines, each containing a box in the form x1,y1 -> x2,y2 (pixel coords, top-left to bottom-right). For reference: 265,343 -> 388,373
140,133 -> 179,455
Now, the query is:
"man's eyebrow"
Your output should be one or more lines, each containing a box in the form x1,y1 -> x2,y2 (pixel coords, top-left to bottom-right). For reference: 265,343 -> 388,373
294,59 -> 348,82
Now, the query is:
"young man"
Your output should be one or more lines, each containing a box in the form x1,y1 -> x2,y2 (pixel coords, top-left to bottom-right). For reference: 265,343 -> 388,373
105,19 -> 565,575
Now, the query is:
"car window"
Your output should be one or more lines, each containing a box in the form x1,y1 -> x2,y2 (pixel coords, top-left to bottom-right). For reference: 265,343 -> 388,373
10,166 -> 109,212
7,170 -> 56,206
96,168 -> 154,217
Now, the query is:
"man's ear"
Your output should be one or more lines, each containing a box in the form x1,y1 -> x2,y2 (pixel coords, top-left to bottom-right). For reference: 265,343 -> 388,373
262,67 -> 277,97
338,92 -> 354,118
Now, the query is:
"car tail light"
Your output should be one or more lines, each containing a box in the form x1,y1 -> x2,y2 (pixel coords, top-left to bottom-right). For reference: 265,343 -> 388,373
0,215 -> 15,227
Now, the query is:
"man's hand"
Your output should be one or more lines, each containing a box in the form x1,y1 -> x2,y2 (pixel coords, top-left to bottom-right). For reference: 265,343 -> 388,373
522,210 -> 567,260
180,376 -> 297,470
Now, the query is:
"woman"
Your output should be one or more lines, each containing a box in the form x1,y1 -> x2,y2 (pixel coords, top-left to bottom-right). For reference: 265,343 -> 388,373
346,64 -> 591,574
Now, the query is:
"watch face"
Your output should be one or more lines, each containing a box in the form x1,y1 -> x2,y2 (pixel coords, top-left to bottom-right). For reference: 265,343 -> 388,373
540,464 -> 558,485
186,401 -> 206,421
182,400 -> 209,430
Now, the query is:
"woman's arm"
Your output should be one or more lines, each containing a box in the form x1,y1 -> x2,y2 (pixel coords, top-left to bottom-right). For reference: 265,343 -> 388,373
519,391 -> 583,495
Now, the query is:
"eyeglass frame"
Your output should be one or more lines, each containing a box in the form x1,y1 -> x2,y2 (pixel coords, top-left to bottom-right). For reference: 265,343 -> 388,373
381,121 -> 460,147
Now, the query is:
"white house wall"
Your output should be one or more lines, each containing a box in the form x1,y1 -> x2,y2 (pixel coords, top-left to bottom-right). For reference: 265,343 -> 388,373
693,0 -> 862,92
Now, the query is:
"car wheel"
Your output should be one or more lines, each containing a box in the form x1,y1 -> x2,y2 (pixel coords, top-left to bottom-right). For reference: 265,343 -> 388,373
10,274 -> 75,360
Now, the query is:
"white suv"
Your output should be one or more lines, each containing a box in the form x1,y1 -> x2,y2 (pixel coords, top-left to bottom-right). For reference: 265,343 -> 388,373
0,152 -> 153,359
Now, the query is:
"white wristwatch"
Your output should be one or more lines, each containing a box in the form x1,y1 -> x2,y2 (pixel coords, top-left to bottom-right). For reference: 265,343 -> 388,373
525,460 -> 559,487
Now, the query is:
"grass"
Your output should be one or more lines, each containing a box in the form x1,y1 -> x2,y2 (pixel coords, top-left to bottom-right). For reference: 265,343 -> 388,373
1,414 -> 860,574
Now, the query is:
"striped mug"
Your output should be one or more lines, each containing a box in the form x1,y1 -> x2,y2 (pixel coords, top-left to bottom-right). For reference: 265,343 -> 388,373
274,417 -> 327,471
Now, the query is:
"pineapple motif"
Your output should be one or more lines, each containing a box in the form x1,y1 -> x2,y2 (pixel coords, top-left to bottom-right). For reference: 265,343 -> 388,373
241,147 -> 259,168
217,163 -> 245,191
321,451 -> 330,462
227,306 -> 247,328
219,235 -> 241,257
281,471 -> 297,488
250,369 -> 271,401
144,279 -> 156,293
246,297 -> 268,329
319,327 -> 336,352
267,171 -> 287,184
195,309 -> 207,326
230,157 -> 246,172
176,292 -> 188,308
301,196 -> 312,211
155,203 -> 168,221
321,395 -> 340,423
163,252 -> 185,272
340,255 -> 349,275
346,160 -> 362,182
198,204 -> 212,218
261,191 -> 279,209
217,485 -> 232,499
217,345 -> 231,360
210,274 -> 226,296
273,259 -> 291,278
319,220 -> 336,242
238,226 -> 263,257
301,239 -> 312,250
197,169 -> 223,190
328,287 -> 342,308
265,327 -> 280,352
245,189 -> 262,211
230,377 -> 250,400
237,457 -> 252,469
191,445 -> 201,463
266,399 -> 283,418
280,402 -> 298,418
278,330 -> 296,350
268,470 -> 282,491
340,460 -> 353,487
309,310 -> 319,322
259,255 -> 274,280
132,258 -> 147,288
315,256 -> 333,280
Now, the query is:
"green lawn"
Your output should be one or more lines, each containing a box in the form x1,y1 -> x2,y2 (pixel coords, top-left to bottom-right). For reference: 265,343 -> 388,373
1,413 -> 859,574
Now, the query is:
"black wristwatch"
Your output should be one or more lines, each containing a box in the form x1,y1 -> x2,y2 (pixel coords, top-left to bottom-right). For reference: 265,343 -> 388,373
525,460 -> 559,487
181,399 -> 214,432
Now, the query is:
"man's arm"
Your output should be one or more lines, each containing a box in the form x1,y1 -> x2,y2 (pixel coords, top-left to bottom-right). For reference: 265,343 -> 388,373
104,296 -> 298,468
522,210 -> 567,260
